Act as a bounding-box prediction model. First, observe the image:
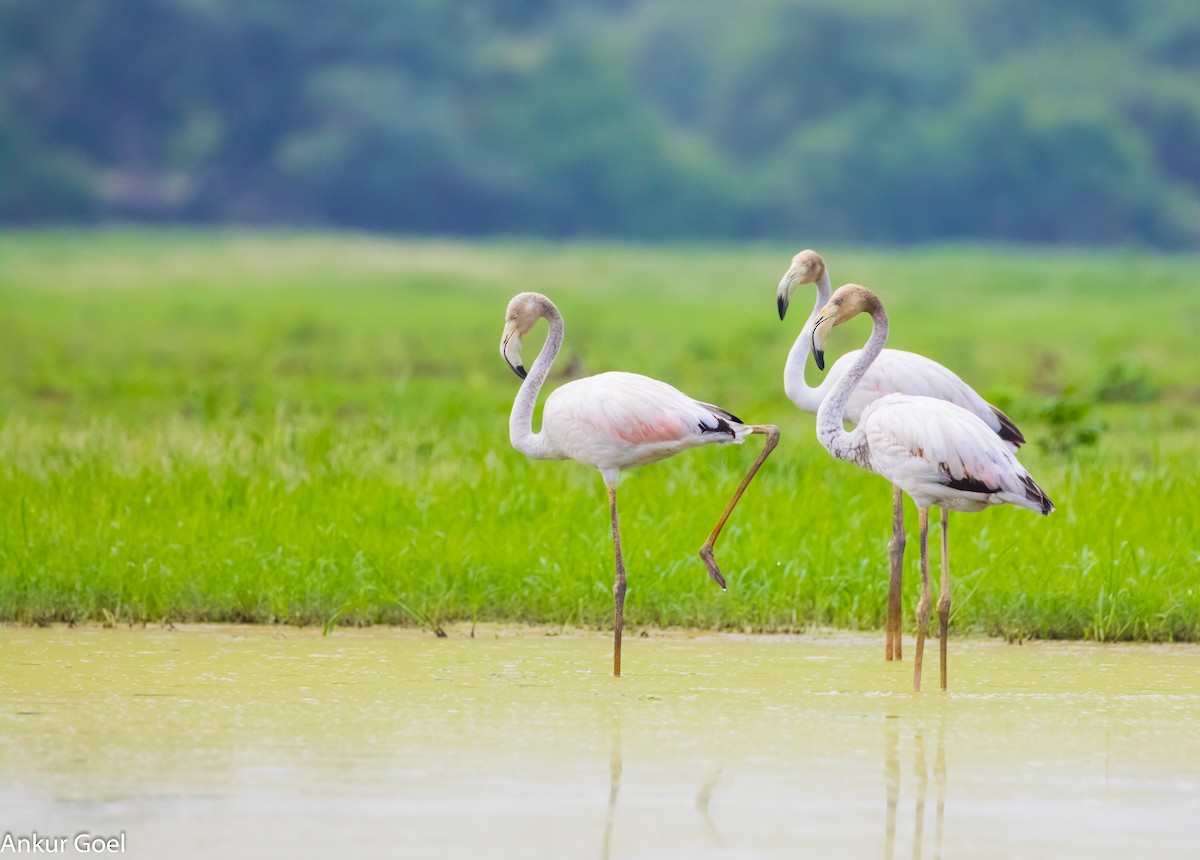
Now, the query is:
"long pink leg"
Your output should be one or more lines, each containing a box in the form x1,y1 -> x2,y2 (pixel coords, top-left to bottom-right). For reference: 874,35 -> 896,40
938,507 -> 951,691
607,482 -> 627,678
887,485 -> 905,661
913,506 -> 931,692
699,425 -> 780,589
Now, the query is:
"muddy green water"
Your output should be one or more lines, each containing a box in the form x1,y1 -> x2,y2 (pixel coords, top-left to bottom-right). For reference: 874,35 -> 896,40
3,626 -> 1199,859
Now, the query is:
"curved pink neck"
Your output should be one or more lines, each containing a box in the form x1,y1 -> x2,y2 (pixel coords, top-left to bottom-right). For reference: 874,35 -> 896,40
509,299 -> 564,460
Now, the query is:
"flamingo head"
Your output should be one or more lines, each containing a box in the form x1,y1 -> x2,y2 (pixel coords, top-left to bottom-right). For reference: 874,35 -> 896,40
776,249 -> 825,320
810,284 -> 883,371
500,292 -> 549,379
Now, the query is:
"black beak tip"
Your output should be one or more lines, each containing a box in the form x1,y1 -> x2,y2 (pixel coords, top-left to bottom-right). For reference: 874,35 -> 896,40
813,350 -> 825,371
777,295 -> 788,321
513,363 -> 527,380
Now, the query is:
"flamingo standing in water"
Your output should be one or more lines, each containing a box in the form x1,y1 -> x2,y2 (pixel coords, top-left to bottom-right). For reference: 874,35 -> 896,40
500,292 -> 779,677
809,284 -> 1053,691
777,251 -> 1025,661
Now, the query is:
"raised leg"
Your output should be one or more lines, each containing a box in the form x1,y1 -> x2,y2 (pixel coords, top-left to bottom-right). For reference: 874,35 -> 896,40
607,481 -> 627,678
912,506 -> 931,692
699,424 -> 780,589
937,507 -> 951,692
887,484 -> 905,661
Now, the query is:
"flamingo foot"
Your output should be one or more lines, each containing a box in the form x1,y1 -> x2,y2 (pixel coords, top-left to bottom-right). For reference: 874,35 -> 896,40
699,546 -> 727,590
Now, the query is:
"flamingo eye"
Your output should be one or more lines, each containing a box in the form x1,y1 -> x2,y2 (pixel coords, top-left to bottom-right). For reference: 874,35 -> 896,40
834,297 -> 843,305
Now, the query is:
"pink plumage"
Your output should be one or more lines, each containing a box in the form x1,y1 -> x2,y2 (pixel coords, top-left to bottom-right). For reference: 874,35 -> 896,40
542,372 -> 747,471
501,292 -> 777,677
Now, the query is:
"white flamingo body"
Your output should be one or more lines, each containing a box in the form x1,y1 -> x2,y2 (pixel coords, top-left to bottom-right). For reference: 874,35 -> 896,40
811,349 -> 1015,444
810,284 -> 1053,691
852,394 -> 1050,514
541,371 -> 748,474
501,292 -> 778,677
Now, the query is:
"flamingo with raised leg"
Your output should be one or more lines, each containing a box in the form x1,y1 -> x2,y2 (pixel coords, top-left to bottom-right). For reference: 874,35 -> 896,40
809,284 -> 1053,691
777,250 -> 1025,662
500,291 -> 779,677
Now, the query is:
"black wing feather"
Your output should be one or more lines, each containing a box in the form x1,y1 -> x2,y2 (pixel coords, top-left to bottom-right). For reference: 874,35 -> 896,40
696,401 -> 743,439
991,406 -> 1026,449
1020,474 -> 1055,515
937,462 -> 1000,495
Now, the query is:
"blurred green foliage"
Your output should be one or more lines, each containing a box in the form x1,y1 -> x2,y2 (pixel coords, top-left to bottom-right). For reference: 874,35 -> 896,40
1036,389 -> 1103,457
1094,361 -> 1161,403
2,0 -> 1200,245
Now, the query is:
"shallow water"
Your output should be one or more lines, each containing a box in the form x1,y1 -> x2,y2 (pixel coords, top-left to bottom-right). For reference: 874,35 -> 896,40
3,625 -> 1199,859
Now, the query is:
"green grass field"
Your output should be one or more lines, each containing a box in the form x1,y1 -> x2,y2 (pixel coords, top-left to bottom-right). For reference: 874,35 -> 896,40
2,231 -> 1198,641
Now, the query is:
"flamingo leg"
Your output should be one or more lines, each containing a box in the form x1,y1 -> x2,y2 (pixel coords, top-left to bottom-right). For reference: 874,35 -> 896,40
937,507 -> 951,691
607,481 -> 627,678
886,484 -> 905,661
912,506 -> 931,692
698,424 -> 780,589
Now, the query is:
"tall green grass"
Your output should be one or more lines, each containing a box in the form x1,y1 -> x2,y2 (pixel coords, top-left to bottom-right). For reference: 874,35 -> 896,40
2,231 -> 1198,640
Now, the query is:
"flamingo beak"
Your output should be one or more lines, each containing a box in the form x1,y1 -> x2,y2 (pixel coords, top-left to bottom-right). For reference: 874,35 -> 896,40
777,271 -> 797,320
501,325 -> 526,379
811,315 -> 828,371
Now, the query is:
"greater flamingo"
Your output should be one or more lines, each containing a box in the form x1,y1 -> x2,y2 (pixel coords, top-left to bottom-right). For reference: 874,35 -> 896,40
500,291 -> 779,677
777,250 -> 1025,662
810,284 -> 1053,691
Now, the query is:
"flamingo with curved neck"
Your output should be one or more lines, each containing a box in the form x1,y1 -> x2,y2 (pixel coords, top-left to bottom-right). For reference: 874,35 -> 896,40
501,291 -> 779,677
810,284 -> 1054,691
504,294 -> 565,463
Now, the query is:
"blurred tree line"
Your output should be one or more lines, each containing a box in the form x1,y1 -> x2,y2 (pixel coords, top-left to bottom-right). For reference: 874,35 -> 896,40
2,0 -> 1199,245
